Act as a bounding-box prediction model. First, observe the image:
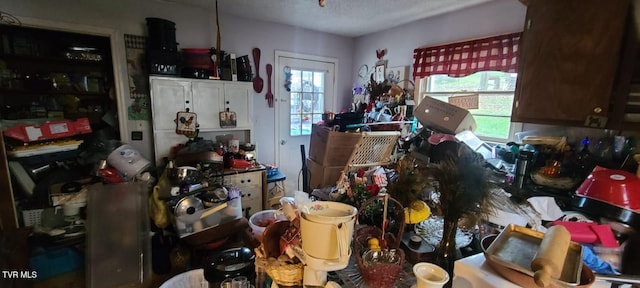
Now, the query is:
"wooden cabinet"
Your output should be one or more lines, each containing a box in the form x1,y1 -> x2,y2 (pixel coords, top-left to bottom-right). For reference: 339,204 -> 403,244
149,76 -> 253,165
610,0 -> 640,130
512,0 -> 629,128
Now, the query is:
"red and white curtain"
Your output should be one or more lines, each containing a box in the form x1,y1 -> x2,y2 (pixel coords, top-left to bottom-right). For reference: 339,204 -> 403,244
412,32 -> 522,79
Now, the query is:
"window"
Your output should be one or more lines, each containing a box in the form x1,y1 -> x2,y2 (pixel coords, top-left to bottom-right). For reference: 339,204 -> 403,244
289,69 -> 326,136
412,32 -> 523,143
420,71 -> 521,142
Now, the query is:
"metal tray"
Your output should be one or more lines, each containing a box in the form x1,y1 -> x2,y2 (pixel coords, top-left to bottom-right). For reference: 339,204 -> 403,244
485,224 -> 583,286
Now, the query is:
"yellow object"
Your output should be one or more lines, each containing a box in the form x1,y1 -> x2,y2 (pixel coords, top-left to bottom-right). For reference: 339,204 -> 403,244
367,237 -> 381,251
404,200 -> 431,224
149,170 -> 171,229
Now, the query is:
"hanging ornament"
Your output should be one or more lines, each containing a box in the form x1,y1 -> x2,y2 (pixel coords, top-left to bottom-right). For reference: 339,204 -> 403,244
284,66 -> 292,92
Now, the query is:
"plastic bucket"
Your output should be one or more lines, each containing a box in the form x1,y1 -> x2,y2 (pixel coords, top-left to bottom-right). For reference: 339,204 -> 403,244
107,144 -> 150,180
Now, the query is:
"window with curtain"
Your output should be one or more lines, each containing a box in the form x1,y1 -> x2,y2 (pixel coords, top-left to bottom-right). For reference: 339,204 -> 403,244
413,32 -> 522,142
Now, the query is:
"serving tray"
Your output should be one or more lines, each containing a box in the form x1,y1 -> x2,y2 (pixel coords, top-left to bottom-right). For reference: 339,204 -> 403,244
484,224 -> 583,286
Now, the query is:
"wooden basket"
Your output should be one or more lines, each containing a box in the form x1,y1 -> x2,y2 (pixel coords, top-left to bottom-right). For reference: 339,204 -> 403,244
354,195 -> 406,288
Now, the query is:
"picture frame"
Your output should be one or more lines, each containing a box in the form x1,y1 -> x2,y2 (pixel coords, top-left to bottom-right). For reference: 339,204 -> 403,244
386,66 -> 410,88
374,64 -> 386,83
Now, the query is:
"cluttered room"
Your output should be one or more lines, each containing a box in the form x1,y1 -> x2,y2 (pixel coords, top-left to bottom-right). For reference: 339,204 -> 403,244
3,0 -> 640,287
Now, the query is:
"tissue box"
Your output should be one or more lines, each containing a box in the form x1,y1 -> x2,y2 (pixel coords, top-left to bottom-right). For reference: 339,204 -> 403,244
414,96 -> 476,134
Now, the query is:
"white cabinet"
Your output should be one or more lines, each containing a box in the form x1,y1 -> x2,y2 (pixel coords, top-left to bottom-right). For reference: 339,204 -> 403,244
191,81 -> 224,130
149,76 -> 253,165
223,83 -> 252,128
224,170 -> 266,217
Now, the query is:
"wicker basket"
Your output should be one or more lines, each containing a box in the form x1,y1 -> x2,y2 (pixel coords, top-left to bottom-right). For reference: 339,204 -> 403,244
354,195 -> 406,288
255,257 -> 304,287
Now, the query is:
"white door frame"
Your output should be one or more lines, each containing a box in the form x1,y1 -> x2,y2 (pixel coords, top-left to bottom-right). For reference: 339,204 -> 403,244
273,51 -> 338,184
9,15 -> 130,143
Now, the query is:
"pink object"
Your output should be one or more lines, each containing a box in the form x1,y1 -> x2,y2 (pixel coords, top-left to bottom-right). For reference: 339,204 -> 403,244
576,166 -> 640,211
551,221 -> 618,248
427,133 -> 456,145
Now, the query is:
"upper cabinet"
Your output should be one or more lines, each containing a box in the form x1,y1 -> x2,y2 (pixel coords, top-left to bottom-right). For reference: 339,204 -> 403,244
0,24 -> 115,129
512,0 -> 630,128
149,76 -> 253,164
150,76 -> 252,132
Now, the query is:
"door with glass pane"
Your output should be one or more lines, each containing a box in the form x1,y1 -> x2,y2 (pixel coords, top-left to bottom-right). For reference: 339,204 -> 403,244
275,52 -> 336,193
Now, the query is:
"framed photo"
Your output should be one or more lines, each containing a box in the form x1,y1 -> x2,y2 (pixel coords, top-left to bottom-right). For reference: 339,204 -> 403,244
374,64 -> 386,83
386,66 -> 410,88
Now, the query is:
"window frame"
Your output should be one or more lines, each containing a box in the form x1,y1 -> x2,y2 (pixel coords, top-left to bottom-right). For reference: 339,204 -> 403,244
416,76 -> 522,144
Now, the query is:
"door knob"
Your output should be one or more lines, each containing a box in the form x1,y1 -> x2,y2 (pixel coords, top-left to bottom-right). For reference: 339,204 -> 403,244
280,140 -> 286,145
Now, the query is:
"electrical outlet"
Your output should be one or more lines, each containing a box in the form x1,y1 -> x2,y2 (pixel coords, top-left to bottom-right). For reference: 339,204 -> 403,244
131,131 -> 143,141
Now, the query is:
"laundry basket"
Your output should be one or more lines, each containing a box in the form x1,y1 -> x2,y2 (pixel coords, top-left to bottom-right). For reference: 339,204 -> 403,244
345,130 -> 400,171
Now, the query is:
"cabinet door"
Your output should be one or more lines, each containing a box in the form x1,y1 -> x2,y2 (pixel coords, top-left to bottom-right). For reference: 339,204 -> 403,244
223,83 -> 252,128
153,132 -> 190,165
224,171 -> 263,217
512,0 -> 629,127
150,78 -> 192,131
192,81 -> 224,130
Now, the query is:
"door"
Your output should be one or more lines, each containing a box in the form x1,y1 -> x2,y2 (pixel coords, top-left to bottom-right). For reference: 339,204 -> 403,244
275,52 -> 336,193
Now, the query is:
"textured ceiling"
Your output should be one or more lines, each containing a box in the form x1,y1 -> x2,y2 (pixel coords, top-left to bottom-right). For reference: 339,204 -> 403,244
160,0 -> 495,37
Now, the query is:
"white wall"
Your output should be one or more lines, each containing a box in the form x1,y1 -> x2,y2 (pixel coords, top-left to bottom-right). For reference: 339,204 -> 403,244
2,0 -> 355,166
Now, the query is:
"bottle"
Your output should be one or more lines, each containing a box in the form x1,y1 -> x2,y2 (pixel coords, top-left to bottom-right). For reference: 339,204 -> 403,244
513,150 -> 534,190
576,137 -> 594,178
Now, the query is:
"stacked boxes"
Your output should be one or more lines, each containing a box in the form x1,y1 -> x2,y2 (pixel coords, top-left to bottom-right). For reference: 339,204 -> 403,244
307,125 -> 362,189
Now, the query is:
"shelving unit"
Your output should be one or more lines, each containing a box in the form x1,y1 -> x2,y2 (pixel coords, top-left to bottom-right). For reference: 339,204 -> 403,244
0,24 -> 115,129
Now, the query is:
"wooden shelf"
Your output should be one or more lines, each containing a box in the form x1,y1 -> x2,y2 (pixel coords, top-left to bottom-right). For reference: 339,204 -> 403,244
0,88 -> 107,97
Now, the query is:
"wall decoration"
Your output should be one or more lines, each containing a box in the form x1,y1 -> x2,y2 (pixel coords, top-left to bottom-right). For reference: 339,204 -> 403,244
386,66 -> 410,88
376,48 -> 387,61
284,65 -> 292,92
124,34 -> 149,99
176,109 -> 198,137
127,97 -> 151,120
374,64 -> 386,83
219,108 -> 237,128
448,93 -> 479,110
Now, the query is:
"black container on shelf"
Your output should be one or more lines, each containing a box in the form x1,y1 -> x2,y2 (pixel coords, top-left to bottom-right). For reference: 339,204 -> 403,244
147,50 -> 181,75
145,17 -> 178,52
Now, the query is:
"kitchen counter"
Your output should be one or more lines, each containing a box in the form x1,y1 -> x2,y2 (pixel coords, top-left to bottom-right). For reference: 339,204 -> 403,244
222,163 -> 266,176
454,253 -> 622,288
333,252 -> 620,287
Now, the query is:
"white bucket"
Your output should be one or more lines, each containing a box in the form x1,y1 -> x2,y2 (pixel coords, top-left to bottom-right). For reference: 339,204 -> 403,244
107,144 -> 150,180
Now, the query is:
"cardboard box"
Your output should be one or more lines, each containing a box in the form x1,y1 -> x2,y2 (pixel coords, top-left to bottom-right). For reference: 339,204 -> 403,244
306,158 -> 344,189
309,124 -> 362,166
414,96 -> 477,134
